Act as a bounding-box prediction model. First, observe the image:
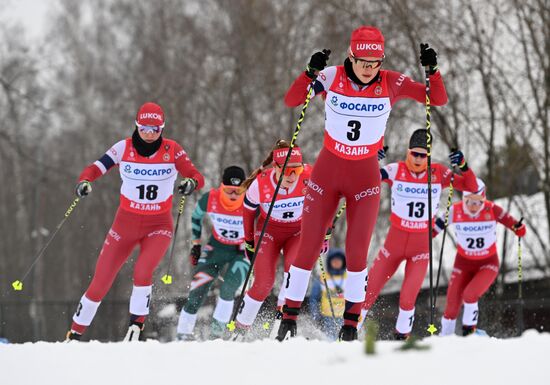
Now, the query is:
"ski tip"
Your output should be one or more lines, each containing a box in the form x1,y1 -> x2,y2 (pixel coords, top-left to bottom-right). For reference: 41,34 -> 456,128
427,324 -> 438,335
226,321 -> 236,332
161,275 -> 172,285
12,280 -> 23,291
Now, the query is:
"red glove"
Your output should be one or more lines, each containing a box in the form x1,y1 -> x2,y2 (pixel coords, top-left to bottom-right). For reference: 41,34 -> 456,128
513,223 -> 527,238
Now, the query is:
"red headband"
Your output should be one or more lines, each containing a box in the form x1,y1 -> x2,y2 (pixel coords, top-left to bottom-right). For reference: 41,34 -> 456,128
273,147 -> 302,165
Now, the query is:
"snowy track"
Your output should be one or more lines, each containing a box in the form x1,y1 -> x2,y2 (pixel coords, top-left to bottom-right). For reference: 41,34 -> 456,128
1,330 -> 546,385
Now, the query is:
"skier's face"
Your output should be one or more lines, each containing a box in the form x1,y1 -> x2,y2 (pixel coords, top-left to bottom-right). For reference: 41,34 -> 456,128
348,53 -> 383,83
406,148 -> 428,173
221,185 -> 245,201
463,195 -> 485,216
275,162 -> 302,188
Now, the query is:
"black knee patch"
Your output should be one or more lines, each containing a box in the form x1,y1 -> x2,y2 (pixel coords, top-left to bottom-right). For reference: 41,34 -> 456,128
283,305 -> 300,316
343,312 -> 359,322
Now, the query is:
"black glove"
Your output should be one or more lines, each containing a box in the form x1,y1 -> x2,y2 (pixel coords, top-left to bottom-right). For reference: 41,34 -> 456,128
189,244 -> 201,265
420,43 -> 438,74
377,145 -> 389,161
75,181 -> 92,198
305,49 -> 331,79
244,239 -> 255,261
178,178 -> 198,196
449,149 -> 468,171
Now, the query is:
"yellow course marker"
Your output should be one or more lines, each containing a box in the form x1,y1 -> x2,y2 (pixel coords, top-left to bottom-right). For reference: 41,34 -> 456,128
12,280 -> 23,291
427,324 -> 438,335
227,321 -> 236,332
161,274 -> 172,285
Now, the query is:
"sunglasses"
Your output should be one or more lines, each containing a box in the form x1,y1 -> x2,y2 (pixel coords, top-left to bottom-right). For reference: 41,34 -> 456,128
137,124 -> 162,134
275,164 -> 304,177
410,151 -> 428,159
222,185 -> 244,195
351,55 -> 384,69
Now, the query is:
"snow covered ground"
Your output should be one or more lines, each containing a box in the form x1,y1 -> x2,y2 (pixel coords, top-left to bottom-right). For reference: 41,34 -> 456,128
1,330 -> 547,385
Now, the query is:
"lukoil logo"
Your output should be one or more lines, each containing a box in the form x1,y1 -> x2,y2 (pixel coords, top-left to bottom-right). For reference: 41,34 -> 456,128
355,43 -> 383,51
139,112 -> 162,121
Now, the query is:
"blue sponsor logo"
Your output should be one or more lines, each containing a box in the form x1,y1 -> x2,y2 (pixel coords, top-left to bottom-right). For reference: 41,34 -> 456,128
273,201 -> 304,209
331,96 -> 338,106
339,102 -> 385,112
215,217 -> 242,225
130,167 -> 173,177
457,224 -> 493,232
124,165 -> 132,173
398,184 -> 438,195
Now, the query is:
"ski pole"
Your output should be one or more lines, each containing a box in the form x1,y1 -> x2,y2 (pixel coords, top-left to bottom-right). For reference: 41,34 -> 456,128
161,196 -> 186,285
432,173 -> 454,315
318,202 -> 347,326
422,45 -> 437,336
228,50 -> 331,330
516,217 -> 524,300
12,197 -> 81,291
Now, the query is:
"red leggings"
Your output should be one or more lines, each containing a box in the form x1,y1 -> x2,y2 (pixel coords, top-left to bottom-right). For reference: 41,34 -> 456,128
85,208 -> 173,302
364,226 -> 429,311
443,253 -> 499,319
292,148 -> 381,272
247,220 -> 301,301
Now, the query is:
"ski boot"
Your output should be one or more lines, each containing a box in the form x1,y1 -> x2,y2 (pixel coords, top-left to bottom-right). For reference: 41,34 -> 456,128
123,322 -> 145,342
210,319 -> 227,340
276,319 -> 297,341
230,322 -> 250,342
338,325 -> 358,341
64,330 -> 82,342
462,325 -> 477,336
394,331 -> 410,341
267,309 -> 284,339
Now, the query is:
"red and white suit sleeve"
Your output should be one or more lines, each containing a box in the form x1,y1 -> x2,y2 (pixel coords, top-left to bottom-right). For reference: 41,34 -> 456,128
380,162 -> 398,186
173,142 -> 205,190
243,179 -> 260,241
386,70 -> 448,106
78,140 -> 126,182
284,66 -> 337,107
440,165 -> 478,192
492,203 -> 518,229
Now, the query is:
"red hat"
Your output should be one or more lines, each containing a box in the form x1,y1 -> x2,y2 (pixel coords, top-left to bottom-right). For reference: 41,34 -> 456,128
273,147 -> 303,165
136,102 -> 165,128
350,26 -> 385,58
